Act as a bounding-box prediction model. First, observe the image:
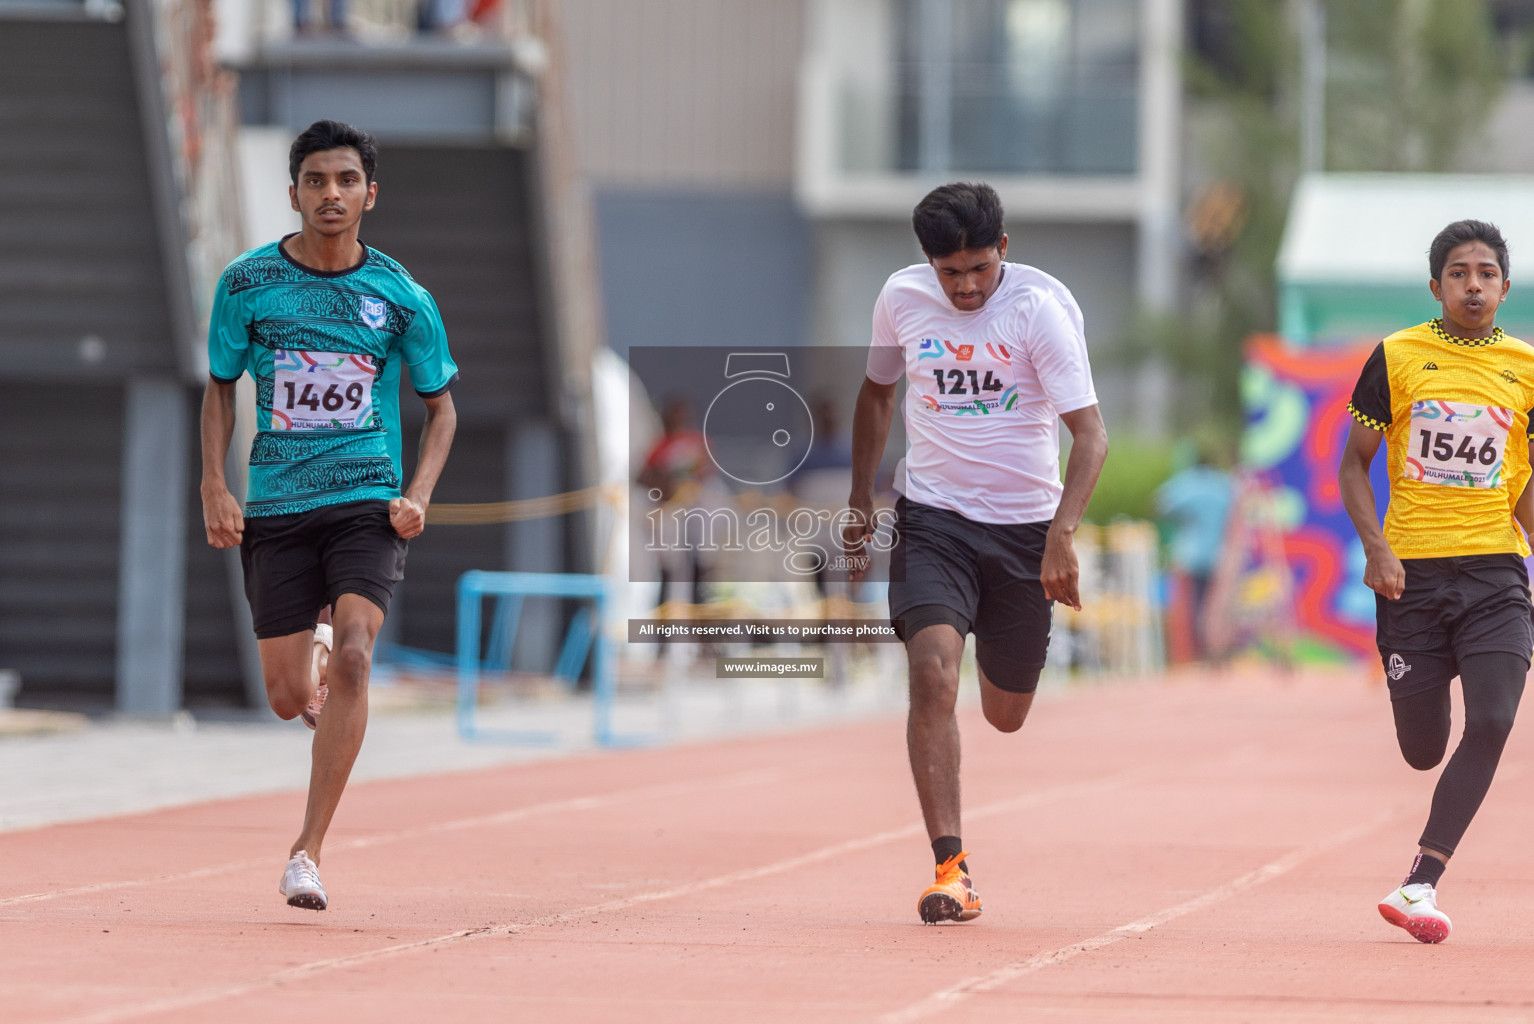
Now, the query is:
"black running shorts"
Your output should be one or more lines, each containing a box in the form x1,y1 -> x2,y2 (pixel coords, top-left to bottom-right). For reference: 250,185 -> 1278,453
240,499 -> 407,639
1376,553 -> 1533,700
887,497 -> 1053,694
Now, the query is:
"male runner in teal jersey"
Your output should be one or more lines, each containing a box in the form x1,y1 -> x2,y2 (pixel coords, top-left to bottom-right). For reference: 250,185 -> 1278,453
200,120 -> 458,910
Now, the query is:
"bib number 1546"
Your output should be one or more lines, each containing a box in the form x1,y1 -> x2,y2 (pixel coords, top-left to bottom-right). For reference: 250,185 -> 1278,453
1404,400 -> 1511,489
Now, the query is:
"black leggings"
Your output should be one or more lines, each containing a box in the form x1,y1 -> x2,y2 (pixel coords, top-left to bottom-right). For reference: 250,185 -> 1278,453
1393,651 -> 1527,857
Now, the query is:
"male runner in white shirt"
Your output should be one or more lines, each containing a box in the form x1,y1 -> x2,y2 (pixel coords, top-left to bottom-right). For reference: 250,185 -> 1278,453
845,182 -> 1108,923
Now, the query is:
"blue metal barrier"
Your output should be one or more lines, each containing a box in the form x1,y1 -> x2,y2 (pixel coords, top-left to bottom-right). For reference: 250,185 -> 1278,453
455,570 -> 634,746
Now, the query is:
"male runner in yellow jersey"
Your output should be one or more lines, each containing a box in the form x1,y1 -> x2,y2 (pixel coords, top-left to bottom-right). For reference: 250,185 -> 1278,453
1339,219 -> 1534,943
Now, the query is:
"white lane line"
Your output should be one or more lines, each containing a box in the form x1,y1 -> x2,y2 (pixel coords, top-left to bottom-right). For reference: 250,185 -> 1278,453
0,769 -> 782,908
58,927 -> 494,1024
55,771 -> 1135,1024
879,806 -> 1405,1024
517,771 -> 1135,928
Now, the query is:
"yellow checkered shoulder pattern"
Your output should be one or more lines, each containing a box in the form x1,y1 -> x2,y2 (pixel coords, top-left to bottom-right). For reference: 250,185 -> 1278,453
1348,321 -> 1534,559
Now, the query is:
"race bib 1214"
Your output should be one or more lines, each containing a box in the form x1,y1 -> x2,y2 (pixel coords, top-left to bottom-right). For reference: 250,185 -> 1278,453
272,350 -> 378,431
1404,400 -> 1512,488
912,339 -> 1019,416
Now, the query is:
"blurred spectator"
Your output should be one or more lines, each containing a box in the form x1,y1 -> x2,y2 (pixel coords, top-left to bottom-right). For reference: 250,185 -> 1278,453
294,0 -> 348,35
1155,444 -> 1234,662
794,396 -> 853,478
791,396 -> 855,597
290,0 -> 501,39
638,398 -> 711,610
638,397 -> 708,504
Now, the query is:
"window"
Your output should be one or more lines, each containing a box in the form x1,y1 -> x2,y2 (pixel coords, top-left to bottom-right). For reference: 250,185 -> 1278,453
891,0 -> 1139,174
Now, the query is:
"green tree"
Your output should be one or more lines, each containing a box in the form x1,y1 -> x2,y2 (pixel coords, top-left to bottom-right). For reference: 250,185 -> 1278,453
1326,0 -> 1504,172
1175,0 -> 1504,434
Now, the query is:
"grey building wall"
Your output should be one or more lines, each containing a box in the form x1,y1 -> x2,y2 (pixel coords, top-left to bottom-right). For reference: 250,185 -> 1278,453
557,0 -> 810,364
595,190 -> 812,354
557,0 -> 803,190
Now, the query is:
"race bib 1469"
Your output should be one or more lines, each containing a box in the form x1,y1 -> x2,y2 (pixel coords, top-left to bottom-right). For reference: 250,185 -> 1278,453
272,350 -> 378,431
1404,400 -> 1512,488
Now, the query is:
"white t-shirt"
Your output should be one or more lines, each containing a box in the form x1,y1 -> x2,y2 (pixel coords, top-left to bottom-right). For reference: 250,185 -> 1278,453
866,262 -> 1097,524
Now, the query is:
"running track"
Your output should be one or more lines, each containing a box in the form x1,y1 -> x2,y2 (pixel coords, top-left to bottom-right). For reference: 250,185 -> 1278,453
4,669 -> 1533,1022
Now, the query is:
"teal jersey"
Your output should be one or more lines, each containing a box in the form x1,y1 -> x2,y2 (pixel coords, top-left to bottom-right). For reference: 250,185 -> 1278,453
208,238 -> 459,517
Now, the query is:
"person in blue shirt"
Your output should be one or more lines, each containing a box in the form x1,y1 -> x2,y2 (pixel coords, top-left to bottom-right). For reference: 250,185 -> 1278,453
200,120 -> 458,911
1154,449 -> 1233,660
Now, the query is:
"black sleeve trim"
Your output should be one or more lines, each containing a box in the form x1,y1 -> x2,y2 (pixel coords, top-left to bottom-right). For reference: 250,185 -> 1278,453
1348,342 -> 1391,431
415,371 -> 459,399
209,371 -> 242,385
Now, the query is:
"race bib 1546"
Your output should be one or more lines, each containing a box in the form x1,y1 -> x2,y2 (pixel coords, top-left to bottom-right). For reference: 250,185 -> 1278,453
1404,400 -> 1512,488
272,350 -> 378,431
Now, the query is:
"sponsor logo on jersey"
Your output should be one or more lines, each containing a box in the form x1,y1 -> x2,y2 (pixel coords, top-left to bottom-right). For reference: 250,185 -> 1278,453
944,341 -> 975,361
359,296 -> 388,330
1423,362 -> 1438,370
1501,369 -> 1519,383
1388,652 -> 1412,681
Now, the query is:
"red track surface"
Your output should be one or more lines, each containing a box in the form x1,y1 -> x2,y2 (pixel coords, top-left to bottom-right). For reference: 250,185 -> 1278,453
4,668 -> 1534,1022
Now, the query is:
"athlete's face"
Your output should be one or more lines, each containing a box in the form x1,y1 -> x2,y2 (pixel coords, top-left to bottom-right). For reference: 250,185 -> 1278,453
927,236 -> 1009,312
1430,240 -> 1509,336
289,147 -> 377,237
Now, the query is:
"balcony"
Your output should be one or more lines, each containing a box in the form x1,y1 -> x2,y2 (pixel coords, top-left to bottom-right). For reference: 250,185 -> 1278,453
224,0 -> 545,142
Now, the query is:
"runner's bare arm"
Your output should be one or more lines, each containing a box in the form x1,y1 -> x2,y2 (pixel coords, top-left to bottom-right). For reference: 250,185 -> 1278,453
200,377 -> 244,550
845,376 -> 898,581
1041,404 -> 1108,611
1338,420 -> 1404,600
391,390 -> 457,540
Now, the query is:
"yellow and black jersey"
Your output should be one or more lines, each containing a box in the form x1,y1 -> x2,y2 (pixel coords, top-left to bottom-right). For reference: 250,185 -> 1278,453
1348,320 -> 1534,559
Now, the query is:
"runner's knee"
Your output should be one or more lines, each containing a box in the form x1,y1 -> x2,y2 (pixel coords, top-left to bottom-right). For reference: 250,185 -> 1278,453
981,700 -> 1026,733
266,684 -> 308,720
909,662 -> 958,714
261,659 -> 312,720
328,638 -> 372,692
978,666 -> 1034,733
1399,735 -> 1447,772
1392,686 -> 1451,771
1459,651 -> 1526,748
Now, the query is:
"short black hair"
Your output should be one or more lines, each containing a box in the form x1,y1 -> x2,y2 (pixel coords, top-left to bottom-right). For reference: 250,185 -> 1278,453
912,182 -> 1005,258
289,120 -> 378,186
1429,219 -> 1509,281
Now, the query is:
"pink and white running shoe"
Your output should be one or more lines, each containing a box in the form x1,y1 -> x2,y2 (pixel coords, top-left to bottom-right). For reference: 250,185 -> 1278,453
301,623 -> 332,730
1379,882 -> 1452,943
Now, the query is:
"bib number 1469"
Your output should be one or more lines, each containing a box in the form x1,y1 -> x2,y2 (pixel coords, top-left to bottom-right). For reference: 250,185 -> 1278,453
282,379 -> 366,413
272,350 -> 378,431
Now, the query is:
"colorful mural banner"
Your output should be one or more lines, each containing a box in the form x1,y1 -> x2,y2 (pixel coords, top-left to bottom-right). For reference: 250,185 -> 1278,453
1242,335 -> 1384,659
